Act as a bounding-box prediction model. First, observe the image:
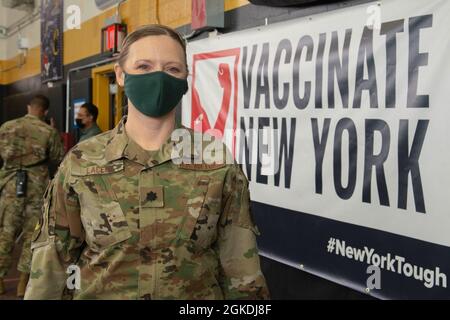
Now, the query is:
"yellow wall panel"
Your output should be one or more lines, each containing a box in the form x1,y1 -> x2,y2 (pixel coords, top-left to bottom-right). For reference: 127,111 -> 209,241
159,0 -> 191,27
119,0 -> 155,31
0,47 -> 40,85
0,61 -> 5,84
64,8 -> 112,65
225,0 -> 250,11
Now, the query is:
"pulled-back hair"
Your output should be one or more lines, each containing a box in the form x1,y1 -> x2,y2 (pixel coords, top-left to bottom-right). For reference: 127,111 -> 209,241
117,24 -> 187,69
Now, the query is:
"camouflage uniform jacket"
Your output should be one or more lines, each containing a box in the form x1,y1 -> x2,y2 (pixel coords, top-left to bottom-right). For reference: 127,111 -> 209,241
0,114 -> 64,184
25,117 -> 269,300
0,114 -> 64,202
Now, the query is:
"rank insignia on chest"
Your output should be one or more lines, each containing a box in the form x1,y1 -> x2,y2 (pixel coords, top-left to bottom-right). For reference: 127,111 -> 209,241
140,186 -> 164,208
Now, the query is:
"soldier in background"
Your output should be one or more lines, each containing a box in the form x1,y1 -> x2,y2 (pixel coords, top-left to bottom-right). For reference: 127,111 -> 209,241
0,95 -> 64,297
25,25 -> 269,300
75,102 -> 102,142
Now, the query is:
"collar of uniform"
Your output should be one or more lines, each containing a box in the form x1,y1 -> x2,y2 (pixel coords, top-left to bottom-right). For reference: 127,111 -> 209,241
25,114 -> 41,121
80,125 -> 90,134
123,137 -> 151,166
104,118 -> 202,166
147,133 -> 176,167
104,117 -> 129,163
81,122 -> 99,134
143,123 -> 199,168
173,125 -> 203,163
127,123 -> 202,168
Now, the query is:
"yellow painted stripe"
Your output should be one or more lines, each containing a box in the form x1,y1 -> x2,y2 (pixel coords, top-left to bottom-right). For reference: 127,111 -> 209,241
225,0 -> 250,11
0,47 -> 40,85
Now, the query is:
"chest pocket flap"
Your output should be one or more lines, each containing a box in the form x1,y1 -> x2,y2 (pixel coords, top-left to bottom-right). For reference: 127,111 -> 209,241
176,176 -> 210,242
71,160 -> 131,251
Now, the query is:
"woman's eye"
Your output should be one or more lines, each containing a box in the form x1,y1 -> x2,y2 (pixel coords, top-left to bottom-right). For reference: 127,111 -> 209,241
137,64 -> 150,70
167,67 -> 180,73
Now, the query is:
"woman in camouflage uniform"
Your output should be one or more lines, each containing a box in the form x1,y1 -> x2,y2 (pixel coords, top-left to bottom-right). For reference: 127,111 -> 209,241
25,25 -> 269,300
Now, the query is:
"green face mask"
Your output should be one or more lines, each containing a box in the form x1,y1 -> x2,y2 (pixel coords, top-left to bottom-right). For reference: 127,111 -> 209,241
124,71 -> 188,117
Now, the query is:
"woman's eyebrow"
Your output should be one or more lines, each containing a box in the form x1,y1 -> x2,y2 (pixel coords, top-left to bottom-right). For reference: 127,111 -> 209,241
134,59 -> 153,65
134,59 -> 183,66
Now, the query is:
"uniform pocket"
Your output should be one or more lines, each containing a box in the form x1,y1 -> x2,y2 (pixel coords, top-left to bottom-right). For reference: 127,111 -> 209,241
81,201 -> 132,251
77,175 -> 132,251
31,181 -> 54,247
176,176 -> 219,249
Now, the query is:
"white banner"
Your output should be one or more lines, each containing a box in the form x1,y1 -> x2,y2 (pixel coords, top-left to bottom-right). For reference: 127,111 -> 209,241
182,0 -> 450,251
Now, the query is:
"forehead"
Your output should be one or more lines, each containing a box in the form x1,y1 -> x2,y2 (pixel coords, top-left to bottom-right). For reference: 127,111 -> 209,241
79,107 -> 89,114
127,35 -> 185,63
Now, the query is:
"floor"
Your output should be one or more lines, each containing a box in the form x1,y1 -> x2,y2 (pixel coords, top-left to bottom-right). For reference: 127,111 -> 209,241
0,244 -> 22,300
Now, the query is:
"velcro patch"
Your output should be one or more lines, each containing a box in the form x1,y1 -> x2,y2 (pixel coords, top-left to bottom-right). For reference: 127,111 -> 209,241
178,163 -> 226,171
140,186 -> 164,208
72,161 -> 124,176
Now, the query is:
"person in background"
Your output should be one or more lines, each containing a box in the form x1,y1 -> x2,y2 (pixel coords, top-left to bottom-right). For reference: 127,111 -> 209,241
75,102 -> 102,142
0,94 -> 64,297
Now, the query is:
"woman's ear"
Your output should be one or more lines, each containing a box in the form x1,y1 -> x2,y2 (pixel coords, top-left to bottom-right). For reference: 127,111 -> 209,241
114,63 -> 125,87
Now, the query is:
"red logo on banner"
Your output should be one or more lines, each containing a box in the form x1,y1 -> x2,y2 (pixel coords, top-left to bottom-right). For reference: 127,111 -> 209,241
191,48 -> 241,157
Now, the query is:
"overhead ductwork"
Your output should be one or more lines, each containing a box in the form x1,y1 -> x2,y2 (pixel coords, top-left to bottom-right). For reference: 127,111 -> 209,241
95,0 -> 122,10
248,0 -> 342,6
0,0 -> 39,39
2,0 -> 35,11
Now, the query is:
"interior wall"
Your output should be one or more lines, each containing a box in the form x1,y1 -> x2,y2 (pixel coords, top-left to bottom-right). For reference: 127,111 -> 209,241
1,84 -> 65,132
